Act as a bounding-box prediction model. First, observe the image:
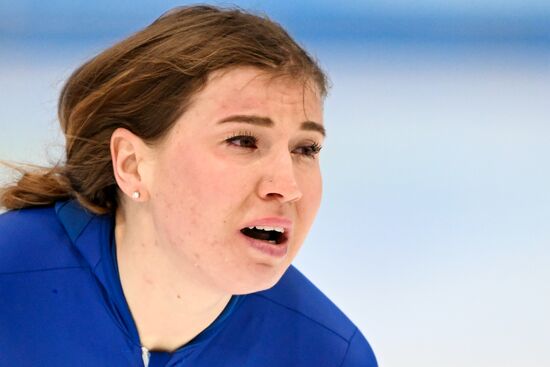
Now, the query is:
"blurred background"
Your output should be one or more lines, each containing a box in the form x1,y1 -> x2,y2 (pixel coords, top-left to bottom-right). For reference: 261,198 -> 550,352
1,1 -> 549,366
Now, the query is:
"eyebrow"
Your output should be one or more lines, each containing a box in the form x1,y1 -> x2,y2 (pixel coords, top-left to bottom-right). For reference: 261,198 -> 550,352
217,114 -> 326,137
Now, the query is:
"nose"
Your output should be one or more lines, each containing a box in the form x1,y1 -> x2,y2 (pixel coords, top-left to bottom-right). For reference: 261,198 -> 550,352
257,152 -> 302,203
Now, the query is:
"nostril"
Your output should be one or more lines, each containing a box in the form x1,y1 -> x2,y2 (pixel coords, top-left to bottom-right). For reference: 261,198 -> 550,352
258,173 -> 302,203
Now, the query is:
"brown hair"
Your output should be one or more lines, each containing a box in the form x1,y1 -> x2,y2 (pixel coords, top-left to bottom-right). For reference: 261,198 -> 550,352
1,5 -> 328,214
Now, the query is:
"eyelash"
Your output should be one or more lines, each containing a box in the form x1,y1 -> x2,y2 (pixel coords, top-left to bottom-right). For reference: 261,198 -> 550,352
225,132 -> 322,159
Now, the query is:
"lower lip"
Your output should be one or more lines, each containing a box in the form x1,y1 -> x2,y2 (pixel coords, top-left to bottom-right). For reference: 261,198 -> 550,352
240,233 -> 289,258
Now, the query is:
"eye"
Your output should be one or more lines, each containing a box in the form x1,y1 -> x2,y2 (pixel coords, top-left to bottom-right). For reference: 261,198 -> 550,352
292,142 -> 322,158
225,132 -> 258,149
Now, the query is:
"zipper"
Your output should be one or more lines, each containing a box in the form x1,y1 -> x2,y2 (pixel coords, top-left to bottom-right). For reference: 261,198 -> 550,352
141,346 -> 150,367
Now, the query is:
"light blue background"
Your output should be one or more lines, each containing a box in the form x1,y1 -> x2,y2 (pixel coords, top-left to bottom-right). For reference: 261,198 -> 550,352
1,1 -> 549,366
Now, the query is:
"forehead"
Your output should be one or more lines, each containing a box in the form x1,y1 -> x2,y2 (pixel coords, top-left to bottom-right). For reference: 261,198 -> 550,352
190,67 -> 323,120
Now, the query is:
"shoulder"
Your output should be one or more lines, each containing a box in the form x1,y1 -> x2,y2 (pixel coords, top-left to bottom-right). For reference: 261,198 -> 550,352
256,265 -> 357,339
0,206 -> 84,274
235,265 -> 378,366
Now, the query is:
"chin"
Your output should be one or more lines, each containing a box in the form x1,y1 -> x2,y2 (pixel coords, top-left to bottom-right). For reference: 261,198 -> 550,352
226,263 -> 289,295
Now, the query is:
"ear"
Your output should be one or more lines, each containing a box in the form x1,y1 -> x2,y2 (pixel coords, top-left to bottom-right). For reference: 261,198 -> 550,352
110,128 -> 150,202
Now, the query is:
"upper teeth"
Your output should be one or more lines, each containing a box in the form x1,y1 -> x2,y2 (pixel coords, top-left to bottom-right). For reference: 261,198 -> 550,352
248,225 -> 285,233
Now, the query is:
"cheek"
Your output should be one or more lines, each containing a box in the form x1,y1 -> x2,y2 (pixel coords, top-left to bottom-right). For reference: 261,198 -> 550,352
151,146 -> 253,236
149,151 -> 210,238
300,169 -> 323,215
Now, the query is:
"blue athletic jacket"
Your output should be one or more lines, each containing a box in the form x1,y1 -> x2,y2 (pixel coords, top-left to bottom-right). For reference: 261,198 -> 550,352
0,201 -> 377,366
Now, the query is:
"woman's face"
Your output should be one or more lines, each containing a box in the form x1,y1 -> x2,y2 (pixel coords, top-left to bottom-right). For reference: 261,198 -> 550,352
144,67 -> 324,295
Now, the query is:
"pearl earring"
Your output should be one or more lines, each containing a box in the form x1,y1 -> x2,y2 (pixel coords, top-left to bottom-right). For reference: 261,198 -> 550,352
132,191 -> 140,200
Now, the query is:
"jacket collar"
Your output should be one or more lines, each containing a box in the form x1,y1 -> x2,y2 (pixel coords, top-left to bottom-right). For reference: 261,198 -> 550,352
55,199 -> 111,273
54,200 -> 141,343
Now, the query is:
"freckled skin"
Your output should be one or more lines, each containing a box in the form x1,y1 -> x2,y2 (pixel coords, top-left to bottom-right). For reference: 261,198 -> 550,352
142,67 -> 324,295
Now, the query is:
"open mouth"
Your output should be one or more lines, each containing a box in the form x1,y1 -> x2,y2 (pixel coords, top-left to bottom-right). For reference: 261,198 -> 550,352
240,225 -> 287,245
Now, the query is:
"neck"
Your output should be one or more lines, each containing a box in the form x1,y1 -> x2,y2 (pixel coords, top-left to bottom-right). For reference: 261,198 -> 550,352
114,203 -> 231,352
